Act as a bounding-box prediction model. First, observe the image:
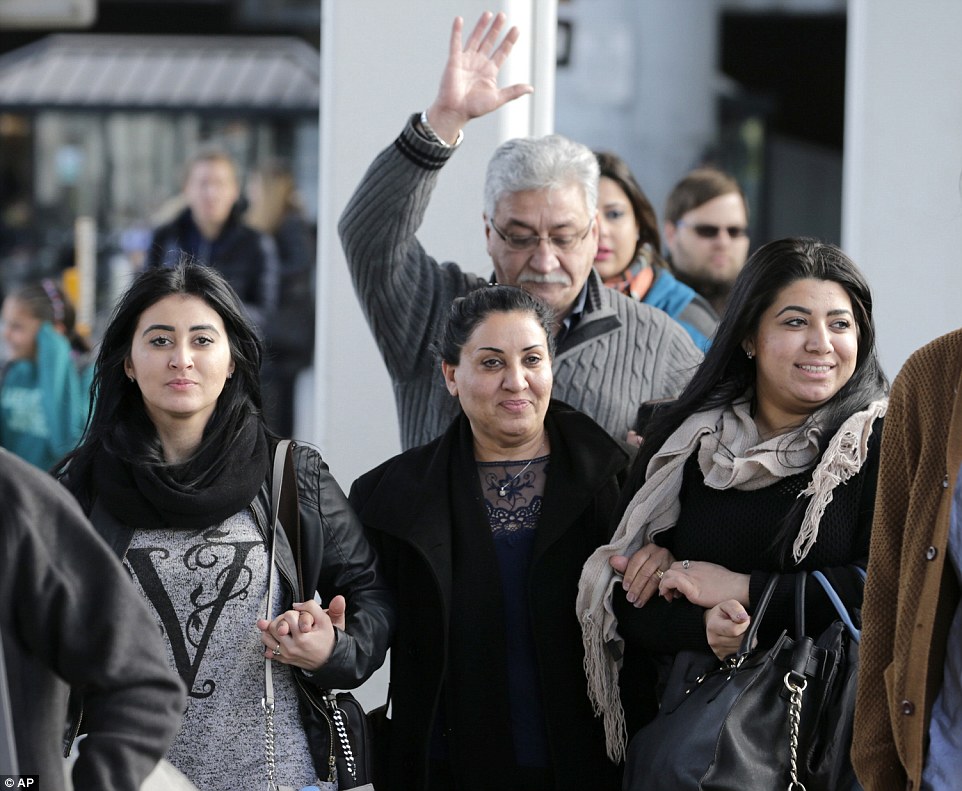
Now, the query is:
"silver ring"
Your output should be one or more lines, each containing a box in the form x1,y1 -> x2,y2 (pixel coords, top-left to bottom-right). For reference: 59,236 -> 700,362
682,559 -> 691,570
272,643 -> 281,657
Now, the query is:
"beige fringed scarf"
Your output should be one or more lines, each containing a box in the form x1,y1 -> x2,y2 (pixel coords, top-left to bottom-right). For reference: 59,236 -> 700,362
577,396 -> 887,762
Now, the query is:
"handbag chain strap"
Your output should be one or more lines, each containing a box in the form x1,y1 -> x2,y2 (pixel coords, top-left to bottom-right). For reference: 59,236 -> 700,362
784,671 -> 808,791
325,692 -> 358,782
263,440 -> 293,791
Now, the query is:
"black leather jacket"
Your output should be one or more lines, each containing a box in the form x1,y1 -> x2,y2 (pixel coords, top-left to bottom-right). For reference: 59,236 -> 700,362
65,442 -> 394,763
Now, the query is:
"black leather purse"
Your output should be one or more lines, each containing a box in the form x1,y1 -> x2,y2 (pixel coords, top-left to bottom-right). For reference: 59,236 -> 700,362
623,570 -> 863,791
264,440 -> 374,790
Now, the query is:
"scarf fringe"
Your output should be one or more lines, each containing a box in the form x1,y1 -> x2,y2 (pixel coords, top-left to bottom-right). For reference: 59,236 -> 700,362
581,609 -> 626,763
793,399 -> 888,562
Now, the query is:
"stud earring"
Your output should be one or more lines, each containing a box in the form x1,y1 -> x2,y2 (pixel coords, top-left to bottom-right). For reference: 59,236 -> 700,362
227,372 -> 233,380
745,350 -> 754,360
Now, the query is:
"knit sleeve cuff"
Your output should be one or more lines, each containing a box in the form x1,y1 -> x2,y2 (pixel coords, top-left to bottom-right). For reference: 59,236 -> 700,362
395,113 -> 460,171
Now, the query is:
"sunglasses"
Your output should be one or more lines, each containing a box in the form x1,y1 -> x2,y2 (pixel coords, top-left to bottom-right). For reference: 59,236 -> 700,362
677,221 -> 748,239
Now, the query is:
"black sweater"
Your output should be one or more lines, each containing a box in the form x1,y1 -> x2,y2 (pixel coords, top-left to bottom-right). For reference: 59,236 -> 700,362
614,418 -> 882,657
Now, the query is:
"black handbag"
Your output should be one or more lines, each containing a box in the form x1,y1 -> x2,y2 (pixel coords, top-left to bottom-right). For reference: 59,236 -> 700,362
623,570 -> 863,791
265,440 -> 374,790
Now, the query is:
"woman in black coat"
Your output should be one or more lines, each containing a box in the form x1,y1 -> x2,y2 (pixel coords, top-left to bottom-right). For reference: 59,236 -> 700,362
350,285 -> 629,791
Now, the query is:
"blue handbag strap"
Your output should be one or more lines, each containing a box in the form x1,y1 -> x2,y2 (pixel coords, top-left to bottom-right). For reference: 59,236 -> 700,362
810,569 -> 864,642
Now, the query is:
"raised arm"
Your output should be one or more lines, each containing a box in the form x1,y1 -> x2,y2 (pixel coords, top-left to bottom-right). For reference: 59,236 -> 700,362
338,12 -> 532,390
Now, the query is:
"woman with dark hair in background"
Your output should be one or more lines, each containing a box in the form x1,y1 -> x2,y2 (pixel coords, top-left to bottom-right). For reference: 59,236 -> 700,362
578,238 -> 888,782
350,284 -> 629,791
594,151 -> 718,350
55,260 -> 392,791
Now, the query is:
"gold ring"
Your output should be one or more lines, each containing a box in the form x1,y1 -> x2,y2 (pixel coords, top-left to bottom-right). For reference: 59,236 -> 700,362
654,569 -> 665,580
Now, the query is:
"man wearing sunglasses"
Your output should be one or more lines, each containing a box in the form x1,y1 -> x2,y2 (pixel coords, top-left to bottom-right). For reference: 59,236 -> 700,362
663,168 -> 751,316
339,11 -> 702,451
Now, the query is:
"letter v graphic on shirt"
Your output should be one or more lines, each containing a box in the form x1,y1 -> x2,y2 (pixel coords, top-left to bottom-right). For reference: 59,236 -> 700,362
126,532 -> 263,698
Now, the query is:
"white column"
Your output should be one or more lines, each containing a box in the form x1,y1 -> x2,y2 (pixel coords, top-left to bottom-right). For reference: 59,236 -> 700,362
843,0 -> 962,376
315,0 -> 552,709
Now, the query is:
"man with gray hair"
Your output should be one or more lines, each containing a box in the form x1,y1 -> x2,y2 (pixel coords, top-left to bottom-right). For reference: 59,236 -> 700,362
339,11 -> 701,450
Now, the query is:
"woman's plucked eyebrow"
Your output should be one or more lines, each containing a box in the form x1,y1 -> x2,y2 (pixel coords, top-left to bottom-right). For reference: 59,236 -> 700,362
141,323 -> 220,336
774,305 -> 853,318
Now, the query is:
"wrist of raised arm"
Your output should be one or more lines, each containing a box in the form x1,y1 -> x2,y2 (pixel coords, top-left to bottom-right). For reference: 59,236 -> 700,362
422,106 -> 465,147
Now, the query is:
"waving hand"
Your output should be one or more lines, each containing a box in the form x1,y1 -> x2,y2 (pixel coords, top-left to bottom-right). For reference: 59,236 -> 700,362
426,12 -> 533,144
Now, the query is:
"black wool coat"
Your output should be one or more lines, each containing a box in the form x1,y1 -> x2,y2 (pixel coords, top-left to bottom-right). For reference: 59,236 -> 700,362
349,401 -> 628,791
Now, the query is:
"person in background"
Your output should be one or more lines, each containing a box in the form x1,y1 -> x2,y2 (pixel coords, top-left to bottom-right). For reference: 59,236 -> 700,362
663,167 -> 750,317
853,328 -> 962,791
577,238 -> 888,775
0,446 -> 185,791
0,279 -> 92,470
145,146 -> 280,328
338,11 -> 702,451
594,151 -> 718,350
350,286 -> 629,791
54,261 -> 393,791
245,158 -> 316,437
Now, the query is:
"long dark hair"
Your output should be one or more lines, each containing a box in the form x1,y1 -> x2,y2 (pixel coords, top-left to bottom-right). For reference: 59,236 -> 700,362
55,259 -> 268,508
622,237 -> 888,510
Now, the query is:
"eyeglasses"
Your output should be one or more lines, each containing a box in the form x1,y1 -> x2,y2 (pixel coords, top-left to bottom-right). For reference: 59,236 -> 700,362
677,221 -> 748,240
488,218 -> 594,253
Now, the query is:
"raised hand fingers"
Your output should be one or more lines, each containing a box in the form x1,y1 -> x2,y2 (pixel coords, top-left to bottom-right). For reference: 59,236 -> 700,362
460,12 -> 518,68
449,15 -> 467,58
489,25 -> 521,70
478,12 -> 508,54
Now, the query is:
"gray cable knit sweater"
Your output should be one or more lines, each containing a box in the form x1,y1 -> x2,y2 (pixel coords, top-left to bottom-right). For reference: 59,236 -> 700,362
338,115 -> 703,450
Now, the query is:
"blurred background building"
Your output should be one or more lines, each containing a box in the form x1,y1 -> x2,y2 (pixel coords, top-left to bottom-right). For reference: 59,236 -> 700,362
0,0 -> 320,335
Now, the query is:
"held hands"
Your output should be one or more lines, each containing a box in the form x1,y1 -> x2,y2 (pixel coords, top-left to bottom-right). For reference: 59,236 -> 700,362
704,600 -> 752,660
426,11 -> 534,144
257,594 -> 347,671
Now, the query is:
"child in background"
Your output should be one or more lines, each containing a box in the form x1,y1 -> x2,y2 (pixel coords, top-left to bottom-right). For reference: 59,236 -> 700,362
0,279 -> 92,470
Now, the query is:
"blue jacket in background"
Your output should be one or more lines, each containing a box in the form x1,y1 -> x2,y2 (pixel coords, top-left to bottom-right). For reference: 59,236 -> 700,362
0,322 -> 89,470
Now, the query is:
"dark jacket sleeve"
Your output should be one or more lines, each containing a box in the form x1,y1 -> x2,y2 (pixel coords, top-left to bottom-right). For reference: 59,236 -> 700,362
294,444 -> 395,690
0,451 -> 185,791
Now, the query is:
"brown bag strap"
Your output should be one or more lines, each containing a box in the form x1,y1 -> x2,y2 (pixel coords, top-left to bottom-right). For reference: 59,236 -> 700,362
271,439 -> 305,602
